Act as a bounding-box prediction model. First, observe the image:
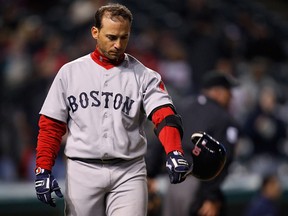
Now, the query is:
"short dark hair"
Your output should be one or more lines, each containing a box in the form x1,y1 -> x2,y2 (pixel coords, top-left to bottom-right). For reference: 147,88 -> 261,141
94,3 -> 133,29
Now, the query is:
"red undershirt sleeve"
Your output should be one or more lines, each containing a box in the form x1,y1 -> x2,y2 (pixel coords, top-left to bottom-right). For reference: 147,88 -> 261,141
36,115 -> 67,171
151,106 -> 183,154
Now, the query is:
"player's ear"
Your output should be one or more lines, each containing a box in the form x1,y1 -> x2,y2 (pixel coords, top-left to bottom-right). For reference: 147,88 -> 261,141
91,26 -> 99,39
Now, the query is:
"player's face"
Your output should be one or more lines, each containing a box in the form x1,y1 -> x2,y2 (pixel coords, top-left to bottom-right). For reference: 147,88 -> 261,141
218,88 -> 232,109
91,14 -> 131,60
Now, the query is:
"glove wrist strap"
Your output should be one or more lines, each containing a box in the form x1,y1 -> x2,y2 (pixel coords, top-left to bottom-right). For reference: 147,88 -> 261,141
35,167 -> 51,175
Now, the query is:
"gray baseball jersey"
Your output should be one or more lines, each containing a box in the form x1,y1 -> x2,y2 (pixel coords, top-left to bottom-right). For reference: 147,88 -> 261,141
40,53 -> 173,160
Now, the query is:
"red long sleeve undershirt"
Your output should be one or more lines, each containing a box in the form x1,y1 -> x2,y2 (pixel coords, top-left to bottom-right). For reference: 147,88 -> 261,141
151,106 -> 183,154
36,115 -> 66,171
36,106 -> 183,170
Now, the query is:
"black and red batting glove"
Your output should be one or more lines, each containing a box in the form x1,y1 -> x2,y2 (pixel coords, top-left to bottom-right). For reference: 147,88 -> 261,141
166,150 -> 190,184
35,167 -> 63,207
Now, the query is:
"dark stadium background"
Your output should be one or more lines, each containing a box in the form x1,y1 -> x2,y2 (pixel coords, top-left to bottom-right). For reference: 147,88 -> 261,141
1,0 -> 288,215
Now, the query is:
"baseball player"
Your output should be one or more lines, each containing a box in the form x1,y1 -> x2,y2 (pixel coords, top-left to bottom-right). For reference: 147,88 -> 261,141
34,3 -> 190,216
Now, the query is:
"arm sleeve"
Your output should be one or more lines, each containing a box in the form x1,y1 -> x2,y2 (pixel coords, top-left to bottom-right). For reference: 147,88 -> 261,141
36,115 -> 67,171
151,106 -> 183,154
142,69 -> 174,117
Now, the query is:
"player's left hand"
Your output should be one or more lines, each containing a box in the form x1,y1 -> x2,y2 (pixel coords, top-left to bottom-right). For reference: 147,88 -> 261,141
166,150 -> 190,184
35,168 -> 63,207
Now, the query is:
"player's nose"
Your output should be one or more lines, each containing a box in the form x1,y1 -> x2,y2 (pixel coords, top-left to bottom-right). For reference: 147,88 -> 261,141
114,39 -> 122,50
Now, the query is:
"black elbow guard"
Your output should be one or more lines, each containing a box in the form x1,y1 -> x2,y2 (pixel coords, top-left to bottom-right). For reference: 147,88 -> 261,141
154,114 -> 183,139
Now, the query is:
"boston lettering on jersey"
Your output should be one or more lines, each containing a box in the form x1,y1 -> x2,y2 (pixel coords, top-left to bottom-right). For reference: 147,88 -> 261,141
67,90 -> 135,115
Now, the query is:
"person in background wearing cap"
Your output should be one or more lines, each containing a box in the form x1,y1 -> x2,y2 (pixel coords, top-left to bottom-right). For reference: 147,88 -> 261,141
162,71 -> 242,216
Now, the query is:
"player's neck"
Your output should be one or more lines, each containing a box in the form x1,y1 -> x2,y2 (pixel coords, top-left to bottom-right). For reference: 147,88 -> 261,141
91,48 -> 124,70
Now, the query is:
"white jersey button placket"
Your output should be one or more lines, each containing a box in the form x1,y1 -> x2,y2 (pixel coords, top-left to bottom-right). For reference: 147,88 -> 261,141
102,72 -> 112,156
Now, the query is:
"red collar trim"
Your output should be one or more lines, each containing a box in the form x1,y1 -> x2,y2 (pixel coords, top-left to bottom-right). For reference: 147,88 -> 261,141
90,48 -> 125,70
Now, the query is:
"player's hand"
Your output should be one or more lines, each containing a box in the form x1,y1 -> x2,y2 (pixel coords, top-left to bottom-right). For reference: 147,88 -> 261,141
166,150 -> 190,184
35,167 -> 63,207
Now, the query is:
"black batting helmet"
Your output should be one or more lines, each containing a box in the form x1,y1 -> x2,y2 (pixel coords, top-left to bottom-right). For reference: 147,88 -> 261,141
190,132 -> 227,181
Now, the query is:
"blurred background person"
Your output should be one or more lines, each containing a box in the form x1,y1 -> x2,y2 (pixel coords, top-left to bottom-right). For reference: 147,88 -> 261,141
162,71 -> 242,216
243,174 -> 282,216
243,84 -> 287,177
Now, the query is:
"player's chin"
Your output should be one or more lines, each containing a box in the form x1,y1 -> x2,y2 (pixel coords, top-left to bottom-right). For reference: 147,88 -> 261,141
109,53 -> 122,60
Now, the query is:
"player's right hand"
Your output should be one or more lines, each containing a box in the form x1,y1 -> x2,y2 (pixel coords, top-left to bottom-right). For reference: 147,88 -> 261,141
166,150 -> 190,184
35,167 -> 63,207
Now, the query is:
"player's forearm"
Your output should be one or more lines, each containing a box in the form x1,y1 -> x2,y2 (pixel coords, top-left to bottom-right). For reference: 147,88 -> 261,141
151,106 -> 183,154
158,127 -> 182,154
36,115 -> 67,171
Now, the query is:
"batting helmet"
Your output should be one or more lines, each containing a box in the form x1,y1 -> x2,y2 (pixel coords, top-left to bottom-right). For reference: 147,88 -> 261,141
190,131 -> 227,181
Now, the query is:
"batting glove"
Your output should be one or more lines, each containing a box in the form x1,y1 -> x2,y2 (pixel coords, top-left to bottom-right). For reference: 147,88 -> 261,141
35,167 -> 63,207
166,151 -> 190,184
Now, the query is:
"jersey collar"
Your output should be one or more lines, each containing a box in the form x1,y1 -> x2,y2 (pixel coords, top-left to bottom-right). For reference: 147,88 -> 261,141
90,48 -> 125,70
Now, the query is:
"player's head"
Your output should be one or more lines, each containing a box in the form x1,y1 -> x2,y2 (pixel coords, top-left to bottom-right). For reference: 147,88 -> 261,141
91,3 -> 133,61
190,132 -> 227,181
94,3 -> 133,29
